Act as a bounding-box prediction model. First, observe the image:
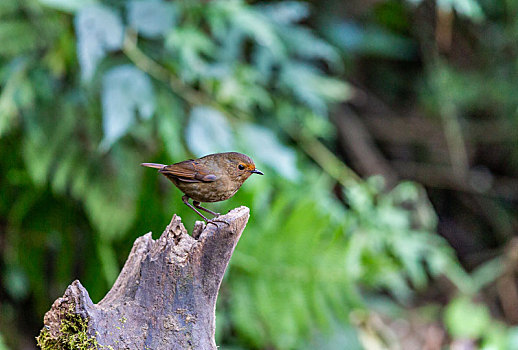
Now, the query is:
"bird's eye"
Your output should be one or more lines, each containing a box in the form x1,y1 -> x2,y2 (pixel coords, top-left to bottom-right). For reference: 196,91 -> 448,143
238,164 -> 245,170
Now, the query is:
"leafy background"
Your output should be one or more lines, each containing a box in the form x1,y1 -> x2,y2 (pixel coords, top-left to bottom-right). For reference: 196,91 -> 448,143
1,0 -> 518,349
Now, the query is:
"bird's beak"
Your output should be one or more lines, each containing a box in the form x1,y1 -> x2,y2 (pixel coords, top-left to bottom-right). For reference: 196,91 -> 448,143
251,169 -> 264,175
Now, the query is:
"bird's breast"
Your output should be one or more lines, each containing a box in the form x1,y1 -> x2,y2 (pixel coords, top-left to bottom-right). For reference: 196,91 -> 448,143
172,176 -> 242,202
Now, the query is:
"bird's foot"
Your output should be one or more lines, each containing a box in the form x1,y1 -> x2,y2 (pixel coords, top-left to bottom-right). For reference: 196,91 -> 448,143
206,218 -> 231,227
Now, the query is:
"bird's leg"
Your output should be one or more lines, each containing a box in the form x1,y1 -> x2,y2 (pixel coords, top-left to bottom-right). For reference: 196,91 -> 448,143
182,195 -> 230,226
192,201 -> 220,217
182,196 -> 230,227
182,195 -> 210,222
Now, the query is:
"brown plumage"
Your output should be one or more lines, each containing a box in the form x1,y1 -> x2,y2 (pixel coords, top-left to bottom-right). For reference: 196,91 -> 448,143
142,152 -> 263,222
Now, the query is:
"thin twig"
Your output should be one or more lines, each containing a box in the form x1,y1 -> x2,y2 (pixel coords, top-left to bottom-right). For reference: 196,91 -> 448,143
392,160 -> 518,200
333,106 -> 398,186
122,30 -> 218,110
439,100 -> 470,179
410,10 -> 471,180
284,127 -> 361,187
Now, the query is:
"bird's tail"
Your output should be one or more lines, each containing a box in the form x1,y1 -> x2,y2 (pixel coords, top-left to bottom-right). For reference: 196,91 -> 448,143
141,163 -> 166,169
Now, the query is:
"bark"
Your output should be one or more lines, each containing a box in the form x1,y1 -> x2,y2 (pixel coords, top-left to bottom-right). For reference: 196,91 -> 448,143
37,206 -> 250,350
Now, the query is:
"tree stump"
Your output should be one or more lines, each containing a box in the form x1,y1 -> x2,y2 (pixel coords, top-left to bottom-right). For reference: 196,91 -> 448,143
37,206 -> 250,349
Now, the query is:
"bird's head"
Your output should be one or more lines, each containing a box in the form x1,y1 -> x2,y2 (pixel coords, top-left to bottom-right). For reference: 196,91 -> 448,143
221,152 -> 263,182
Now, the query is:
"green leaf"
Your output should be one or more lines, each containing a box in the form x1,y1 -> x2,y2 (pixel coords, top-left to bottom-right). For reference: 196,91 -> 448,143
0,0 -> 19,17
0,21 -> 39,57
0,332 -> 8,350
23,132 -> 55,187
236,123 -> 299,180
280,27 -> 341,66
166,26 -> 216,81
406,0 -> 484,21
280,63 -> 350,115
437,0 -> 484,20
508,327 -> 518,350
101,65 -> 155,149
51,144 -> 78,194
39,0 -> 96,13
127,0 -> 176,39
185,106 -> 234,156
259,1 -> 310,24
214,66 -> 273,110
3,264 -> 29,300
230,5 -> 284,52
323,21 -> 417,60
226,178 -> 353,349
75,5 -> 123,81
83,157 -> 140,240
0,60 -> 28,137
96,241 -> 119,284
444,296 -> 491,339
482,323 -> 511,350
156,91 -> 187,161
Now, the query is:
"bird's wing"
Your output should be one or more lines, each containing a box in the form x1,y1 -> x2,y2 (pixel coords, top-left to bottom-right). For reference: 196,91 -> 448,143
159,160 -> 218,183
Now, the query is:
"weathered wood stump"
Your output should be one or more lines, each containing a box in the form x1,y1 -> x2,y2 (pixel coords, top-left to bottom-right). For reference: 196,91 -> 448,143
37,206 -> 250,349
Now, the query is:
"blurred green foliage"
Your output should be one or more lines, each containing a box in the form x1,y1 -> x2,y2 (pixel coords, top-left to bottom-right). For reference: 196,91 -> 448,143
444,296 -> 518,349
0,0 -> 516,349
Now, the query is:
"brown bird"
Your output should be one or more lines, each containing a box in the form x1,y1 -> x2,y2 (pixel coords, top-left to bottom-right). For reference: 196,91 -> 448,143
142,152 -> 263,222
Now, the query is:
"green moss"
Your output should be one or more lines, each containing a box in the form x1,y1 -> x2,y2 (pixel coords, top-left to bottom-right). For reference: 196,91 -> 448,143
36,310 -> 100,350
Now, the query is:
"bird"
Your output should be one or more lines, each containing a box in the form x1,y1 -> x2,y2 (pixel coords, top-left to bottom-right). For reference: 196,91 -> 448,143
141,152 -> 263,222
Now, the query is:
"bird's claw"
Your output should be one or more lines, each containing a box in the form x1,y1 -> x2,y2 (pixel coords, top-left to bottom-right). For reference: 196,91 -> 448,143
207,218 -> 231,227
